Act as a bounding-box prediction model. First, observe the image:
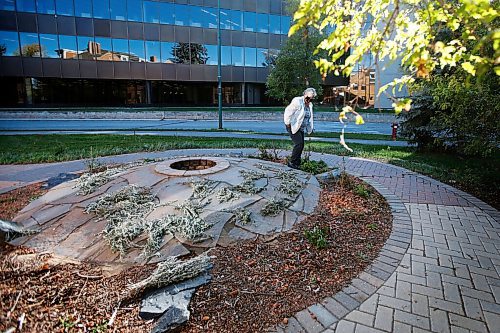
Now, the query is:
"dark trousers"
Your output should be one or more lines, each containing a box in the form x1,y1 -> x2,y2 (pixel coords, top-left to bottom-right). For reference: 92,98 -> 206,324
287,127 -> 304,167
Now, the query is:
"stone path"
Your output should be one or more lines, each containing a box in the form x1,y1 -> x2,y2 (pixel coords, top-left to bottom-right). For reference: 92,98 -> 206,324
1,149 -> 499,333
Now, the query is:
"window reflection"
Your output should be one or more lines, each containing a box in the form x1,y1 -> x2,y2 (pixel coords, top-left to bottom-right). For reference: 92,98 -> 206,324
219,10 -> 231,30
175,4 -> 190,26
281,16 -> 291,35
55,0 -> 73,16
161,41 -> 175,63
77,35 -> 94,59
112,38 -> 129,61
243,12 -> 256,32
36,0 -> 55,14
19,32 -> 40,57
127,0 -> 142,22
220,45 -> 230,65
16,0 -> 36,13
110,0 -> 126,21
143,1 -> 159,24
232,46 -> 244,66
0,0 -> 15,11
74,0 -> 92,18
205,44 -> 217,65
159,2 -> 175,25
256,48 -> 267,68
129,39 -> 145,61
94,37 -> 112,61
0,30 -> 20,56
256,14 -> 268,33
190,6 -> 203,28
145,40 -> 160,62
58,35 -> 77,59
231,10 -> 243,31
244,47 -> 256,67
266,49 -> 279,67
269,14 -> 280,34
93,0 -> 110,19
39,33 -> 59,58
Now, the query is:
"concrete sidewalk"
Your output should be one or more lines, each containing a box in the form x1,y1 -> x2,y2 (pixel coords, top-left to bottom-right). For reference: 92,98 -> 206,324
1,149 -> 498,333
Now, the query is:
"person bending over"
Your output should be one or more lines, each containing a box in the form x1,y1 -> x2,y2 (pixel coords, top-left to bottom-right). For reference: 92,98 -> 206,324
284,87 -> 316,169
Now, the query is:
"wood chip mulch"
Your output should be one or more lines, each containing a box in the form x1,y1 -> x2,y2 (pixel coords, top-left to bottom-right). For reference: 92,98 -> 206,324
0,183 -> 46,221
183,176 -> 392,332
1,175 -> 392,333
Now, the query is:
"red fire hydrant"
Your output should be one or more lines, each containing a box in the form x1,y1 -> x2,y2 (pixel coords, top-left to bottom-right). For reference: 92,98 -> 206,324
391,122 -> 398,141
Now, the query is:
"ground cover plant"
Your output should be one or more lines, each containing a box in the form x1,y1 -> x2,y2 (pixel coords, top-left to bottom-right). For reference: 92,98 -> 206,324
0,134 -> 497,210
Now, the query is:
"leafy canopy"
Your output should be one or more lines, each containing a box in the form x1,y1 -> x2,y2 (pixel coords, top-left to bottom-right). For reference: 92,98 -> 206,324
289,0 -> 499,111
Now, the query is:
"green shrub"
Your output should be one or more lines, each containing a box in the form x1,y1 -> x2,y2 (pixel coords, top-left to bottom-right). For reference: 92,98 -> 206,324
300,159 -> 329,174
304,226 -> 329,249
354,184 -> 371,198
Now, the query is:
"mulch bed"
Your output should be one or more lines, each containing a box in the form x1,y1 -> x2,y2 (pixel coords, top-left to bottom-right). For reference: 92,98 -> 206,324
0,183 -> 47,221
0,175 -> 392,333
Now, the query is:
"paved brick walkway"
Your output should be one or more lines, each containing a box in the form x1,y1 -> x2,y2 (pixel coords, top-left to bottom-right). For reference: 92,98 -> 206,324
1,149 -> 499,333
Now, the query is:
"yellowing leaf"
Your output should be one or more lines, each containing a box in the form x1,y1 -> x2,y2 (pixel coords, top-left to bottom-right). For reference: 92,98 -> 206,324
461,62 -> 476,75
355,115 -> 365,125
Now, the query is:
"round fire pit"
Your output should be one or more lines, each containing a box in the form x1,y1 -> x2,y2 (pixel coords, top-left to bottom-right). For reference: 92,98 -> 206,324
155,157 -> 230,176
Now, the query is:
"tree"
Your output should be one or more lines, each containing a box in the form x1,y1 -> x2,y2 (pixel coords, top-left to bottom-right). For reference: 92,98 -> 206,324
290,0 -> 499,111
400,67 -> 499,156
14,43 -> 43,57
172,42 -> 208,65
0,44 -> 6,56
265,28 -> 325,103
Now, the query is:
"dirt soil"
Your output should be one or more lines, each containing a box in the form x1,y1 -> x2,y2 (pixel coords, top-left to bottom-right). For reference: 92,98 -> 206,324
1,176 -> 392,333
0,183 -> 46,221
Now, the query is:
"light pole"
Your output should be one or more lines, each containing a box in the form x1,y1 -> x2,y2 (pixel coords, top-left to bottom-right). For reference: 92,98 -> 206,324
217,0 -> 223,129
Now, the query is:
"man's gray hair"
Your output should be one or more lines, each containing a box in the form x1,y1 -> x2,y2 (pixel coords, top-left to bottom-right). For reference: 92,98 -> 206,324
303,87 -> 317,97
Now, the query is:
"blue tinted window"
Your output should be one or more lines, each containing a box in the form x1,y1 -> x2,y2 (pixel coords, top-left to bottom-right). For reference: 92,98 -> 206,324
161,41 -> 175,63
257,48 -> 267,68
75,0 -> 92,18
95,37 -> 112,60
58,35 -> 77,59
159,2 -> 175,25
36,0 -> 55,14
93,0 -> 110,19
127,0 -> 142,22
230,10 -> 243,31
269,14 -> 280,34
39,33 -> 59,58
112,38 -> 129,61
143,1 -> 159,23
190,6 -> 202,28
243,12 -> 256,32
0,0 -> 15,11
19,32 -> 40,57
129,39 -> 145,61
77,35 -> 93,59
221,45 -> 231,65
281,16 -> 291,35
145,40 -> 160,62
232,46 -> 244,66
55,0 -> 73,16
175,4 -> 189,26
110,0 -> 126,21
16,0 -> 36,12
219,9 -> 231,30
205,44 -> 217,65
266,49 -> 279,67
0,30 -> 20,56
244,47 -> 256,67
256,13 -> 268,33
201,7 -> 218,29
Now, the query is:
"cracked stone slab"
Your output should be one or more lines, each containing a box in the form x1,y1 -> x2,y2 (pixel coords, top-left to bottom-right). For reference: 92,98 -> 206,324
238,199 -> 284,235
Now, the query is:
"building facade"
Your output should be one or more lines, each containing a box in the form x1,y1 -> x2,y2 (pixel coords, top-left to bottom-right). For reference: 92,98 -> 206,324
0,0 -> 348,107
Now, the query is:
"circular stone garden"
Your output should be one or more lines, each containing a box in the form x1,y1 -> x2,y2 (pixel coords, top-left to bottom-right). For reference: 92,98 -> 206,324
3,155 -> 392,333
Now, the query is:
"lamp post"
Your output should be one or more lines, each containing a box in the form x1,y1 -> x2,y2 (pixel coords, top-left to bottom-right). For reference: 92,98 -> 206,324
217,0 -> 223,129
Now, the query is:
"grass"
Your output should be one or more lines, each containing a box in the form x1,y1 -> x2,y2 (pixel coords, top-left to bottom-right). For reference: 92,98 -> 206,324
0,134 -> 498,209
0,106 -> 395,113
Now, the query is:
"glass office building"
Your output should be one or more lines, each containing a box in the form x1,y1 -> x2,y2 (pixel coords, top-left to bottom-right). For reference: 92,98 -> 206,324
0,0 -> 348,106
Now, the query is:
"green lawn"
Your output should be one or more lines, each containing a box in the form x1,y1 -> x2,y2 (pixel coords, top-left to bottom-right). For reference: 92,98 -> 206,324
0,134 -> 497,209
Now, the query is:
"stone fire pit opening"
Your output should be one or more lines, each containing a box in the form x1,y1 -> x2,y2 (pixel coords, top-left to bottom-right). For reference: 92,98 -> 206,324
170,159 -> 216,171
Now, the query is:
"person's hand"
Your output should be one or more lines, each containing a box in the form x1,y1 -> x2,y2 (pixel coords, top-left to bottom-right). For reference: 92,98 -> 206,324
285,124 -> 291,131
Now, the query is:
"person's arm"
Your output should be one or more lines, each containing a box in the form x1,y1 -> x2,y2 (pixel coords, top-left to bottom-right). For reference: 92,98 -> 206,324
284,97 -> 299,127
